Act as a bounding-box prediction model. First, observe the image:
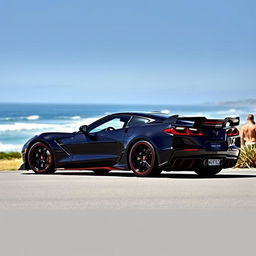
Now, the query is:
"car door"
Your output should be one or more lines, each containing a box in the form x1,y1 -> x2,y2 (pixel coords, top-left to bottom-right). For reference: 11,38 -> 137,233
71,115 -> 131,166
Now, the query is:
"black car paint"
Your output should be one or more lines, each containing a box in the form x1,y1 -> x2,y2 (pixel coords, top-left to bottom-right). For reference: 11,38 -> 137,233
21,112 -> 240,171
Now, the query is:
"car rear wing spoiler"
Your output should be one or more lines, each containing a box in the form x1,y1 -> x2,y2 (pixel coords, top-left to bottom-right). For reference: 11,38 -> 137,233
163,115 -> 240,128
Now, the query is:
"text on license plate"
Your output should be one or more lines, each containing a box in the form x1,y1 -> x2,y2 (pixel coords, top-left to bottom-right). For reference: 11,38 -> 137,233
207,159 -> 221,166
210,143 -> 222,150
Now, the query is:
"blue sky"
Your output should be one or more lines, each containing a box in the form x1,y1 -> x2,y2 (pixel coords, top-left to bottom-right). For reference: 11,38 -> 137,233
0,0 -> 255,105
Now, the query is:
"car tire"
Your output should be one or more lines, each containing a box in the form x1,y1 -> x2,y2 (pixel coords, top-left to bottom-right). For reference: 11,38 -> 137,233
27,142 -> 56,174
129,140 -> 161,177
195,167 -> 222,177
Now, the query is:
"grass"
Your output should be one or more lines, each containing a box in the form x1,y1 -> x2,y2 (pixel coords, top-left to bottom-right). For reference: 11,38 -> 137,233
235,145 -> 256,168
0,152 -> 22,170
0,158 -> 23,170
0,152 -> 21,160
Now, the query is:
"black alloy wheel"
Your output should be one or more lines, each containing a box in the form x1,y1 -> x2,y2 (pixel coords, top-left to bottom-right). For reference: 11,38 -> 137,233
129,140 -> 161,177
27,142 -> 55,174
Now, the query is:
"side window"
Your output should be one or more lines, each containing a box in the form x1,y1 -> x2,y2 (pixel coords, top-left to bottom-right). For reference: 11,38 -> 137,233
128,116 -> 152,127
89,116 -> 130,133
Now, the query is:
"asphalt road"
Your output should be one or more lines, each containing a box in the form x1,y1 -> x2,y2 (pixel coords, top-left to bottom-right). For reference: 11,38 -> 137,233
0,168 -> 256,210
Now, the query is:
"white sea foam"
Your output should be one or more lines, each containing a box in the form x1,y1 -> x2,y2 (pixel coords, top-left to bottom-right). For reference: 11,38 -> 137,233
0,117 -> 14,121
69,117 -> 100,129
0,142 -> 22,152
0,123 -> 60,132
0,117 -> 100,152
0,117 -> 99,133
26,115 -> 40,120
160,109 -> 171,114
71,116 -> 81,120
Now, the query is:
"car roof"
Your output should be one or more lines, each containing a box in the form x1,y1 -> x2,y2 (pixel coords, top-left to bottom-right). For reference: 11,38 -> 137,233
110,112 -> 169,121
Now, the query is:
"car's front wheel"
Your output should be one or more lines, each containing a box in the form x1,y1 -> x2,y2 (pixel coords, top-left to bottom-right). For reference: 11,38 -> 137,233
27,142 -> 55,174
129,140 -> 161,177
195,167 -> 222,177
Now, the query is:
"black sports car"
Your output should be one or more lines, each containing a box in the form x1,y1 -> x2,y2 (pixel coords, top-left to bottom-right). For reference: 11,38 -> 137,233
21,112 -> 240,177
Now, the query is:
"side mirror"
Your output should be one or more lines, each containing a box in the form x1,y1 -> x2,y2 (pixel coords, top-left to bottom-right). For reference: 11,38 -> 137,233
79,125 -> 89,134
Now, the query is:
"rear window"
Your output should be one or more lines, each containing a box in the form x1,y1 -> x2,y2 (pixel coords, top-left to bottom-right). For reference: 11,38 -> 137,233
128,116 -> 152,127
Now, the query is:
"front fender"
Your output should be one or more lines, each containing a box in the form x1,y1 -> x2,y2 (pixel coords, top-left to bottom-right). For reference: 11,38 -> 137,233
22,137 -> 65,170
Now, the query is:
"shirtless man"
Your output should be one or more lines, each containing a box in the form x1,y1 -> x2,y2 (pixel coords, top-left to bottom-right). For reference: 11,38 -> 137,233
240,114 -> 256,146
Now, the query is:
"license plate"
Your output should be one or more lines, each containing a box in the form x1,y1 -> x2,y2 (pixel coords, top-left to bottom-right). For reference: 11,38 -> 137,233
208,159 -> 221,166
210,143 -> 222,150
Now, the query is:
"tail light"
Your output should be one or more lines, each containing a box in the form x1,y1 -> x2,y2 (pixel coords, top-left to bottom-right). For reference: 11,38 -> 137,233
164,127 -> 204,136
227,128 -> 239,136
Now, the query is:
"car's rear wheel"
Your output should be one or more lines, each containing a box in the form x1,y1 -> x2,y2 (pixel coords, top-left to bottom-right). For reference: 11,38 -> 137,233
195,167 -> 222,177
27,142 -> 55,174
93,169 -> 110,175
129,140 -> 161,177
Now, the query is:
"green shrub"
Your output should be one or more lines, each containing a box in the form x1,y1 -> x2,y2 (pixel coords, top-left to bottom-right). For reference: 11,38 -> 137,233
0,152 -> 21,160
235,145 -> 256,168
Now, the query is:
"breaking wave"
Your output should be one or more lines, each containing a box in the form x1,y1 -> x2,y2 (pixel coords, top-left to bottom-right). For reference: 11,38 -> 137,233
26,115 -> 40,120
0,115 -> 40,121
0,142 -> 22,152
0,117 -> 100,152
71,116 -> 81,120
0,117 -> 99,133
159,109 -> 171,114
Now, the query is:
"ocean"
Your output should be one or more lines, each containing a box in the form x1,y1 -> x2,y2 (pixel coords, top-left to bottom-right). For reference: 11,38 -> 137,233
0,103 -> 254,152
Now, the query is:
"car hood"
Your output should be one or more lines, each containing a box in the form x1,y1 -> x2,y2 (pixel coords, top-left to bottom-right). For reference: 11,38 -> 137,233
38,132 -> 77,140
